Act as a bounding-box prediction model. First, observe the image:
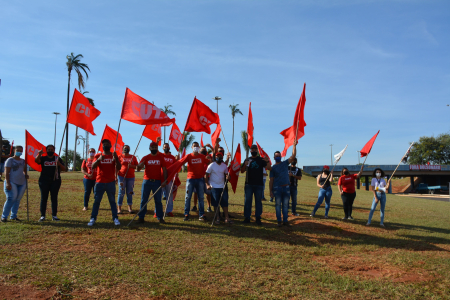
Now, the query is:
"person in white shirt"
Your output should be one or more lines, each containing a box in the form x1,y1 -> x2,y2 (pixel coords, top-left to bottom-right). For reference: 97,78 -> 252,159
205,152 -> 232,224
366,168 -> 390,227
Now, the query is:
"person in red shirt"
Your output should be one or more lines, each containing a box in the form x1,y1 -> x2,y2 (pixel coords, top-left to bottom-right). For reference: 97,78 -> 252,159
156,142 -> 177,218
117,145 -> 138,214
337,166 -> 364,220
136,141 -> 167,223
192,145 -> 213,212
81,148 -> 97,211
88,139 -> 121,227
182,142 -> 210,222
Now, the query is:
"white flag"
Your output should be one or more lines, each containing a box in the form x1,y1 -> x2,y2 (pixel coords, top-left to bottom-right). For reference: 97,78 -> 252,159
334,145 -> 348,164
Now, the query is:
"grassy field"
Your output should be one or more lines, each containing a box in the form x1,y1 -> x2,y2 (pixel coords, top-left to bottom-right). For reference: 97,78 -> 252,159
1,171 -> 449,299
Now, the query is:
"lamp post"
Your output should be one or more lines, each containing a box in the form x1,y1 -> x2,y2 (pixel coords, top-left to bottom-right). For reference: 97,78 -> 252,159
52,112 -> 60,146
329,144 -> 333,165
212,96 -> 222,114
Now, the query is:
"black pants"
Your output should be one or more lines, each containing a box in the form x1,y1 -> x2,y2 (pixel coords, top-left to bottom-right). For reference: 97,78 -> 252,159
341,192 -> 356,218
39,177 -> 61,217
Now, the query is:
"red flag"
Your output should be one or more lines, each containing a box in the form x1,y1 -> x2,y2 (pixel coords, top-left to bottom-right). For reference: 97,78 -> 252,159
98,125 -> 125,155
142,124 -> 161,145
211,124 -> 221,148
256,141 -> 272,165
184,97 -> 220,134
25,130 -> 45,172
10,140 -> 14,155
120,88 -> 175,126
201,133 -> 204,147
293,83 -> 307,138
247,102 -> 254,148
66,89 -> 101,135
163,155 -> 189,184
169,123 -> 183,152
360,130 -> 380,157
228,144 -> 241,193
280,126 -> 302,157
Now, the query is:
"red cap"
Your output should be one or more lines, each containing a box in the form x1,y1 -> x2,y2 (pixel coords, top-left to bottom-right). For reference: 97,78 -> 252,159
215,152 -> 223,157
150,142 -> 158,147
323,165 -> 330,169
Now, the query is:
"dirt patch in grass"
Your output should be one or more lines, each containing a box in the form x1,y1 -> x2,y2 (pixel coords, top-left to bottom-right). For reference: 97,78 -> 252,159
0,282 -> 56,300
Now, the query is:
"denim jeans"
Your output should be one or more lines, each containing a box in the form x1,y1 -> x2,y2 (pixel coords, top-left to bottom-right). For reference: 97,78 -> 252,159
184,178 -> 205,217
91,181 -> 118,221
312,187 -> 333,217
211,187 -> 229,208
83,178 -> 96,207
163,180 -> 174,213
367,192 -> 386,224
39,177 -> 61,217
139,180 -> 163,219
274,185 -> 290,222
244,184 -> 263,220
289,186 -> 298,214
2,182 -> 26,219
262,177 -> 267,199
117,176 -> 135,206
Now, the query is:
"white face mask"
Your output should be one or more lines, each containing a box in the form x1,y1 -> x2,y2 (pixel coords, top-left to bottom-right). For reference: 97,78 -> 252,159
376,172 -> 381,178
193,147 -> 200,153
89,152 -> 95,157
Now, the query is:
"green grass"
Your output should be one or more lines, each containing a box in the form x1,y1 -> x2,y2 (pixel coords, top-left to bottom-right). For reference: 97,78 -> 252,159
1,171 -> 449,299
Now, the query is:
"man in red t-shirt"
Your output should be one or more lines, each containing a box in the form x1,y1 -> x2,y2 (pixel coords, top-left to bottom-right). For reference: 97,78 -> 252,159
182,142 -> 210,222
81,148 -> 97,211
117,145 -> 139,214
158,142 -> 177,217
88,139 -> 121,227
136,141 -> 167,223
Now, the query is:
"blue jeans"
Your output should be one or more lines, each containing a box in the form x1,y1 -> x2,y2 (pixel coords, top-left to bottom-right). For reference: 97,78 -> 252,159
184,178 -> 205,217
244,184 -> 263,219
163,180 -> 174,213
91,181 -> 118,221
0,163 -> 4,174
83,178 -> 96,207
289,186 -> 298,214
139,180 -> 163,219
2,182 -> 26,219
274,185 -> 290,222
211,187 -> 229,208
262,177 -> 267,199
117,176 -> 135,206
367,192 -> 386,224
312,187 -> 333,217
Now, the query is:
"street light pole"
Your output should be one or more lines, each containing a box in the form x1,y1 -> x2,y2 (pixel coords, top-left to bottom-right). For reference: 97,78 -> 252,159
329,144 -> 333,165
52,112 -> 60,146
212,96 -> 222,114
357,151 -> 360,164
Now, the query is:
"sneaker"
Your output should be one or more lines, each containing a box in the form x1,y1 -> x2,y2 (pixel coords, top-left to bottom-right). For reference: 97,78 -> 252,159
380,224 -> 385,227
207,207 -> 212,213
366,222 -> 370,226
52,216 -> 60,221
159,219 -> 166,224
242,218 -> 250,224
153,213 -> 157,218
183,215 -> 189,221
292,213 -> 299,217
1,217 -> 7,223
39,216 -> 45,222
11,218 -> 21,222
310,214 -> 314,217
269,198 -> 274,202
191,206 -> 197,212
166,212 -> 174,217
137,218 -> 145,224
277,222 -> 283,227
88,218 -> 95,226
256,219 -> 262,226
283,222 -> 291,227
348,216 -> 354,220
113,218 -> 120,226
199,216 -> 208,222
82,207 -> 88,211
324,216 -> 329,219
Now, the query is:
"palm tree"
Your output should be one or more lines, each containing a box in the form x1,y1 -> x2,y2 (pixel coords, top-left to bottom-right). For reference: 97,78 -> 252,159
65,53 -> 90,168
179,132 -> 195,154
229,104 -> 243,158
241,130 -> 250,159
160,104 -> 176,143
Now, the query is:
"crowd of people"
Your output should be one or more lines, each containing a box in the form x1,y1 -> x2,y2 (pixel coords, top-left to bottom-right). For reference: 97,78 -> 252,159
1,141 -> 389,227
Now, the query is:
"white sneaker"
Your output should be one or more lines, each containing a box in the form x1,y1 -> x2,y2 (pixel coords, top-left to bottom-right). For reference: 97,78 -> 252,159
366,222 -> 370,226
114,218 -> 120,226
88,218 -> 95,226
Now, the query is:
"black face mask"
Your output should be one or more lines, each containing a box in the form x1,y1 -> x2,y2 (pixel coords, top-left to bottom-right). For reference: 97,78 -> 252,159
103,146 -> 111,152
123,148 -> 129,154
323,169 -> 330,175
216,157 -> 223,163
219,151 -> 225,156
291,162 -> 297,166
46,151 -> 54,156
200,151 -> 207,155
250,151 -> 258,157
164,149 -> 170,154
343,170 -> 350,175
151,149 -> 158,155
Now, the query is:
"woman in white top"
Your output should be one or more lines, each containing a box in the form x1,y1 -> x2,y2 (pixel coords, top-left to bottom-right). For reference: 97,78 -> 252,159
366,168 -> 390,227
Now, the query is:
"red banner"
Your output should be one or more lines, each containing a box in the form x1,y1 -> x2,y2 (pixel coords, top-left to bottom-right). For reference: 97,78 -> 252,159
211,124 -> 221,148
256,141 -> 272,165
120,88 -> 175,126
183,97 -> 220,134
98,125 -> 124,155
247,102 -> 253,148
228,143 -> 241,193
25,130 -> 45,172
169,123 -> 183,152
67,89 -> 101,135
142,124 -> 161,145
360,130 -> 380,157
293,83 -> 307,138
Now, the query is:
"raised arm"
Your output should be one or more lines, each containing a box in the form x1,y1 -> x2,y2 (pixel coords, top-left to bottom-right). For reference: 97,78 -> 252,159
288,142 -> 297,163
356,165 -> 364,179
35,147 -> 44,164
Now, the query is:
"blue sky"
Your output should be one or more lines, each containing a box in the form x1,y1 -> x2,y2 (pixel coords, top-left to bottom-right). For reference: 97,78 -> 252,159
1,0 -> 449,167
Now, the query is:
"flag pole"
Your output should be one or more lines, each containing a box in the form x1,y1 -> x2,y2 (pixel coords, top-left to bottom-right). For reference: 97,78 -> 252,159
127,186 -> 163,226
386,142 -> 415,187
113,119 -> 122,156
163,147 -> 181,220
220,128 -> 231,155
26,176 -> 29,222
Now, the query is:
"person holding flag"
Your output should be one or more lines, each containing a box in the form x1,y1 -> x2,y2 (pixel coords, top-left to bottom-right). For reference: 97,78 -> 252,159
136,141 -> 167,223
88,139 -> 121,226
337,166 -> 364,220
1,146 -> 28,222
191,145 -> 213,213
366,168 -> 389,227
159,142 -> 177,217
288,157 -> 302,216
35,145 -> 66,222
241,144 -> 271,225
117,145 -> 139,214
81,148 -> 97,211
310,166 -> 333,218
269,143 -> 297,227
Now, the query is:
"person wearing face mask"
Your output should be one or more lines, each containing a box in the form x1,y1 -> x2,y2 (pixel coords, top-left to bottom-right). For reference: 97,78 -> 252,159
192,145 -> 213,212
81,148 -> 98,211
212,139 -> 234,219
159,142 -> 177,217
181,142 -> 210,222
311,165 -> 333,218
136,141 -> 167,223
367,168 -> 389,227
337,166 -> 363,220
288,158 -> 302,216
269,143 -> 297,227
241,145 -> 271,225
117,145 -> 139,214
88,139 -> 121,226
1,146 -> 29,222
35,144 -> 66,222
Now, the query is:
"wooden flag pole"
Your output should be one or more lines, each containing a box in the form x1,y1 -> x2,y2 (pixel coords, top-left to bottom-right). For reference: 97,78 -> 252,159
220,128 -> 231,155
387,142 -> 415,187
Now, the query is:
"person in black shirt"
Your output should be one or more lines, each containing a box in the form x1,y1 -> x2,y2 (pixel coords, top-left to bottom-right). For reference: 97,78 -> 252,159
311,166 -> 333,218
240,144 -> 271,225
35,145 -> 66,222
288,158 -> 302,216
